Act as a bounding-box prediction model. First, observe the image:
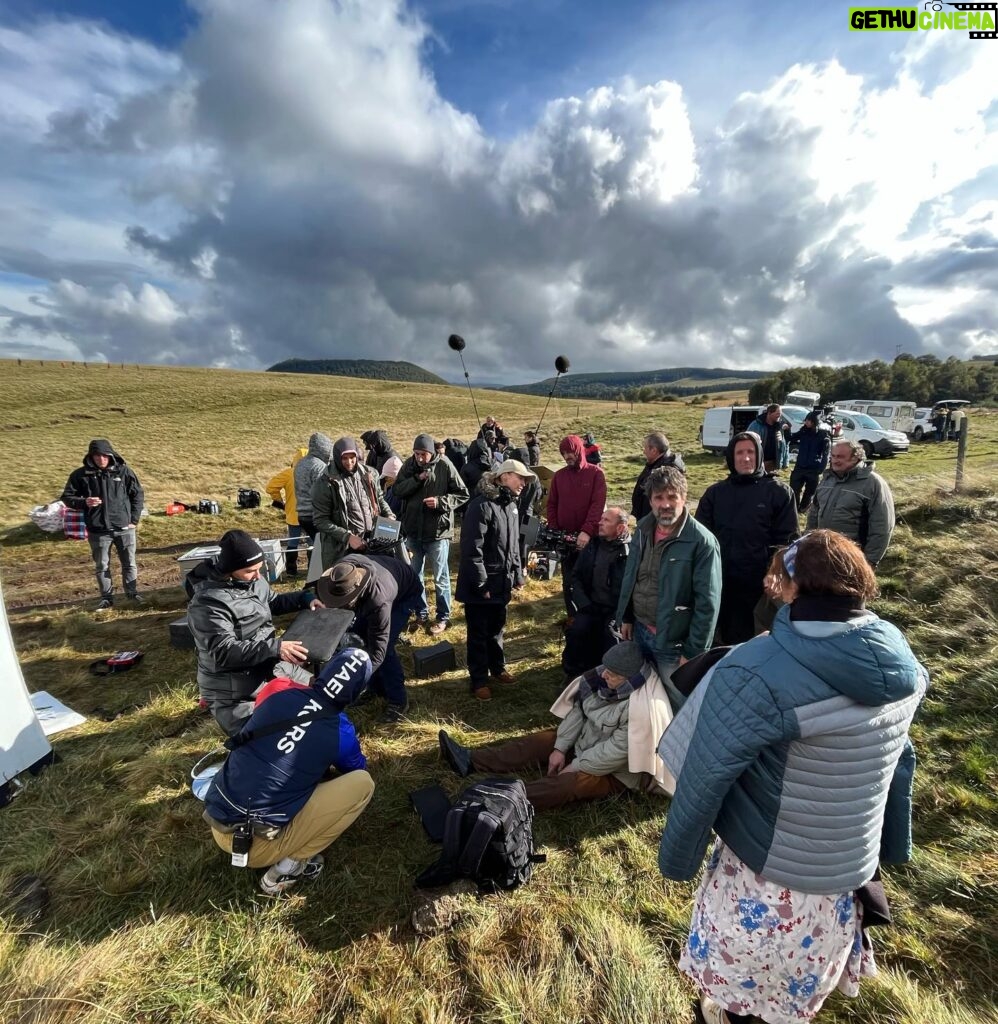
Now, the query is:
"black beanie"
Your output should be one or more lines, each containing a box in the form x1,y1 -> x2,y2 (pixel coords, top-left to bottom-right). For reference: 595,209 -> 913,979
216,530 -> 265,574
413,433 -> 435,454
88,439 -> 114,457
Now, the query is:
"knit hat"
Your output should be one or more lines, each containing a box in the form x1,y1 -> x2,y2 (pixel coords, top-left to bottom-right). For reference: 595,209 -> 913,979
87,439 -> 114,457
216,530 -> 265,573
494,458 -> 535,480
313,647 -> 373,707
413,433 -> 435,454
601,641 -> 644,678
316,560 -> 369,608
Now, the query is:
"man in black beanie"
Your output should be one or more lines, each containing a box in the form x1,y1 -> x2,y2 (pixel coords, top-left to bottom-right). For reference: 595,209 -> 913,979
61,438 -> 144,610
186,529 -> 325,736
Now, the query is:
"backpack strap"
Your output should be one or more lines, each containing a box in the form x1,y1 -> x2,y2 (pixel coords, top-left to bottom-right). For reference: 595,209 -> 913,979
456,809 -> 502,879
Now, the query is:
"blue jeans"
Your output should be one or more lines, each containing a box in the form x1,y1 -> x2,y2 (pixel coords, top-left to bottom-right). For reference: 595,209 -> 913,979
634,620 -> 683,711
88,528 -> 138,598
407,538 -> 452,621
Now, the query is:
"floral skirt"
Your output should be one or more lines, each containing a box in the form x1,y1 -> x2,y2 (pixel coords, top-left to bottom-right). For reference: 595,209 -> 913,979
679,842 -> 876,1024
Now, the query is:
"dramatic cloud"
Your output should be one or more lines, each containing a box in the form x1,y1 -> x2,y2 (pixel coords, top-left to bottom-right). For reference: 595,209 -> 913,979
1,0 -> 996,378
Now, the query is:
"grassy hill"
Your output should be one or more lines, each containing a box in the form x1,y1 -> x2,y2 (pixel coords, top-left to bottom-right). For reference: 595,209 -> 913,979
501,366 -> 772,399
1,360 -> 997,1024
267,358 -> 447,384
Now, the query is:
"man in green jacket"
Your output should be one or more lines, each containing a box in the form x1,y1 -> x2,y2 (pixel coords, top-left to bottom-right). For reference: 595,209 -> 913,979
615,466 -> 721,710
392,433 -> 469,634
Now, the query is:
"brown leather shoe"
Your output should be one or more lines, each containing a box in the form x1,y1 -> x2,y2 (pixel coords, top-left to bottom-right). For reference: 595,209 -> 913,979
428,619 -> 449,636
472,685 -> 492,701
492,671 -> 516,686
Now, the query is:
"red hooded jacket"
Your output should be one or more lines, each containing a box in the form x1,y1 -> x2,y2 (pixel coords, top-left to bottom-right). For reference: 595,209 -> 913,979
547,435 -> 606,537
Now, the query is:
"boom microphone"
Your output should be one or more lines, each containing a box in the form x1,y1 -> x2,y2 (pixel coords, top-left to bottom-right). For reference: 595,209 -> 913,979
446,332 -> 482,434
535,354 -> 571,436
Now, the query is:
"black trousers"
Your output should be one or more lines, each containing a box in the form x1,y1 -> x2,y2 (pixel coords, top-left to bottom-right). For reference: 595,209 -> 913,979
562,606 -> 616,679
464,602 -> 509,688
298,515 -> 318,542
789,467 -> 819,513
717,578 -> 763,645
559,548 -> 580,615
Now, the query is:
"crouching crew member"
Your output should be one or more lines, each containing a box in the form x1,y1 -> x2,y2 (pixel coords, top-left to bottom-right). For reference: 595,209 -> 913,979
187,530 -> 324,737
202,648 -> 375,896
317,553 -> 422,723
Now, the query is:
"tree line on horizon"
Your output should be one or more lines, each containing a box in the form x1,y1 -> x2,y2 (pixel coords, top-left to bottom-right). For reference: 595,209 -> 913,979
747,354 -> 998,408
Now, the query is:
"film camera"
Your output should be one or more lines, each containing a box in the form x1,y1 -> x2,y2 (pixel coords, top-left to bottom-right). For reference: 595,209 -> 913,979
526,523 -> 578,581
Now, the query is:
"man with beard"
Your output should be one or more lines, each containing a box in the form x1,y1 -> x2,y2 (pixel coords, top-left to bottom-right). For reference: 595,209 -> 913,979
392,433 -> 469,634
547,435 -> 607,615
616,466 -> 720,710
695,432 -> 798,644
311,437 -> 394,572
562,506 -> 631,681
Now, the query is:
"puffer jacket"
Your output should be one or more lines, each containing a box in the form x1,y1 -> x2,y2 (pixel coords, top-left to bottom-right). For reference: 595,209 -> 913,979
265,448 -> 307,526
294,433 -> 334,520
553,688 -> 634,781
547,435 -> 606,537
203,675 -> 366,830
658,604 -> 928,894
455,477 -> 523,605
616,510 -> 721,661
312,437 -> 392,570
186,560 -> 312,716
694,433 -> 798,584
459,439 -> 492,494
61,442 -> 144,533
392,452 -> 469,542
806,463 -> 896,566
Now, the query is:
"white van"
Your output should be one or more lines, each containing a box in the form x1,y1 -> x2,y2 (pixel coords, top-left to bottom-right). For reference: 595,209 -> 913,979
699,391 -> 819,455
836,399 -> 916,435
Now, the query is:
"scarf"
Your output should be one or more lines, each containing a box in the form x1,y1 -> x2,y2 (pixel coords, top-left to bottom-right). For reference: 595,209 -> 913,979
575,660 -> 652,704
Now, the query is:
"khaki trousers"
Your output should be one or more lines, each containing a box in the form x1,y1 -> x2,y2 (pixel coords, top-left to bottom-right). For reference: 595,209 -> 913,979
212,770 -> 375,868
472,728 -> 626,812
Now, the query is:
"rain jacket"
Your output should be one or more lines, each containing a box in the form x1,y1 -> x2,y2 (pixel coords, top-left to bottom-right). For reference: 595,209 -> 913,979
806,462 -> 895,566
62,440 -> 144,534
547,435 -> 607,537
361,430 -> 400,474
294,433 -> 334,520
266,448 -> 307,526
392,451 -> 469,542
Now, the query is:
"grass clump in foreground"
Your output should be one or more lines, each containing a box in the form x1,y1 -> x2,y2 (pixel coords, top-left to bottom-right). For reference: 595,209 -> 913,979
1,361 -> 997,1024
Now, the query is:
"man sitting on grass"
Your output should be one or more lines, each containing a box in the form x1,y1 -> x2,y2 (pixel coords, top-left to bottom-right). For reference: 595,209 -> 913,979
438,642 -> 674,810
201,648 -> 375,896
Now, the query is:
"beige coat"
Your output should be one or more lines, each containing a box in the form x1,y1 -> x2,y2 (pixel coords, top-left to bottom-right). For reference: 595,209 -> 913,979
550,667 -> 676,796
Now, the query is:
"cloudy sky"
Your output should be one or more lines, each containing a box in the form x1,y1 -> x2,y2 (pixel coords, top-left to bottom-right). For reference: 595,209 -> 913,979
1,0 -> 996,382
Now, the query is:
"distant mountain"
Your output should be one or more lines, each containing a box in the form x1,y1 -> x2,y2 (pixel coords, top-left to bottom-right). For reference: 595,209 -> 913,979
498,366 -> 772,399
267,358 -> 447,384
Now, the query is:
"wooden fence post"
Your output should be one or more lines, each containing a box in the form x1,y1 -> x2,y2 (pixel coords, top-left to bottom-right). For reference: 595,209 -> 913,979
955,417 -> 969,493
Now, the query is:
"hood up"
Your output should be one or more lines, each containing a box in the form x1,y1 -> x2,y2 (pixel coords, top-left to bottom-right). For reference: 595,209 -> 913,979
725,431 -> 766,480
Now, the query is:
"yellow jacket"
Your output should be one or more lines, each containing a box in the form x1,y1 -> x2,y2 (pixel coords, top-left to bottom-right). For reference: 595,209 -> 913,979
266,449 -> 307,526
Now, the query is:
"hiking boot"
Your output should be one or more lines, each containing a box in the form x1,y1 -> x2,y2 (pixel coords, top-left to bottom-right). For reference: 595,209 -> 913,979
438,730 -> 473,777
472,685 -> 492,702
380,702 -> 408,724
95,598 -> 113,611
693,995 -> 735,1024
285,567 -> 300,578
428,619 -> 449,636
127,593 -> 143,604
259,854 -> 324,895
492,670 -> 516,686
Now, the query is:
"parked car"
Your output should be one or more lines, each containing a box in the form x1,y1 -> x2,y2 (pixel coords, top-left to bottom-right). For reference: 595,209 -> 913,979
829,409 -> 909,458
911,407 -> 935,441
699,401 -> 816,455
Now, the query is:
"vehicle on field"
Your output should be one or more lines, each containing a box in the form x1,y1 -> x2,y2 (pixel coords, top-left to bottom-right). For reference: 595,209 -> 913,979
829,409 -> 909,458
836,399 -> 916,435
699,391 -> 822,455
911,407 -> 935,441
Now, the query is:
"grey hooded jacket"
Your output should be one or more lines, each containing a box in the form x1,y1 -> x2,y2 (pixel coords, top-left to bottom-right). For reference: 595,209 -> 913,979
294,433 -> 334,520
806,462 -> 895,566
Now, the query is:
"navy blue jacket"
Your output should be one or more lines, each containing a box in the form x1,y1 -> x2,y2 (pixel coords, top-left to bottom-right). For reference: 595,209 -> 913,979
204,680 -> 366,830
790,424 -> 831,472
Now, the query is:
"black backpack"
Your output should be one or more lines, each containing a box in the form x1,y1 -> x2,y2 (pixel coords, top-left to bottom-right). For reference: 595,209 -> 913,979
415,778 -> 544,893
237,488 -> 261,509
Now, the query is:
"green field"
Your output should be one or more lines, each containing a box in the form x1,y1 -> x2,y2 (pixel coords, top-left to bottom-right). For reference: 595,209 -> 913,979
1,360 -> 997,1024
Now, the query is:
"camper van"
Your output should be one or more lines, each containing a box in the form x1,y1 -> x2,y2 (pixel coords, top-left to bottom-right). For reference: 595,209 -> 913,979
836,400 -> 916,435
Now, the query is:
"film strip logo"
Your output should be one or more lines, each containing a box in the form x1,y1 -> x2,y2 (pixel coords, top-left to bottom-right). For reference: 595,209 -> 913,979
947,2 -> 998,38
